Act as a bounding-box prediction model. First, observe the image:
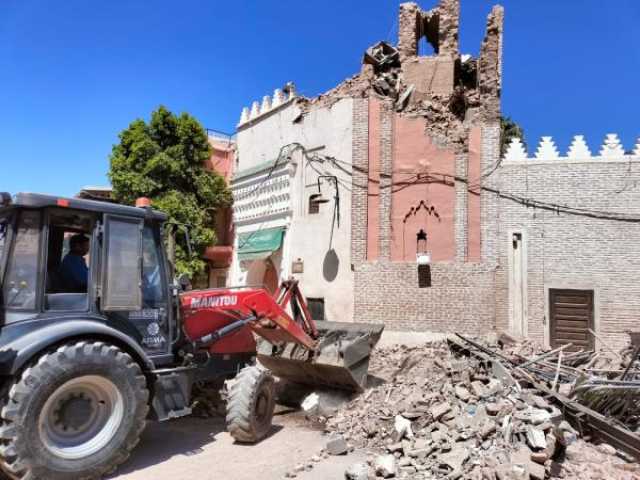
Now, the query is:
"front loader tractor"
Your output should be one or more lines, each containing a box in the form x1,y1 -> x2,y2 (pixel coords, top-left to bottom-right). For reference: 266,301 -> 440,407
0,192 -> 383,480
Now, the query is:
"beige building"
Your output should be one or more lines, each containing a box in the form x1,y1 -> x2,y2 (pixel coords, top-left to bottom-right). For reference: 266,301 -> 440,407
229,88 -> 355,322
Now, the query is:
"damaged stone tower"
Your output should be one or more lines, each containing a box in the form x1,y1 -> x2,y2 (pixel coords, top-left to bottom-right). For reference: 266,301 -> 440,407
349,0 -> 505,332
232,0 -> 504,334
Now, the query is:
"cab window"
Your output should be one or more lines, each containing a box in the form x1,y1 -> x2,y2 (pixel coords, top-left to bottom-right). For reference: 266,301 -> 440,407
0,213 -> 10,278
3,211 -> 40,310
142,226 -> 165,308
44,209 -> 94,311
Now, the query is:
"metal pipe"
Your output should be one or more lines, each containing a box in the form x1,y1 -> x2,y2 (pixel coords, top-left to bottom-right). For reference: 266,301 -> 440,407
193,315 -> 257,349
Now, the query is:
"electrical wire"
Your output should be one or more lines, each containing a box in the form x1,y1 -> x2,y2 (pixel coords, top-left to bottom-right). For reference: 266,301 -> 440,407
236,141 -> 640,260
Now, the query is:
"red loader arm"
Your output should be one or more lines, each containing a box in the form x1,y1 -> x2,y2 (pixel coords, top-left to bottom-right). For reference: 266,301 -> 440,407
180,279 -> 318,351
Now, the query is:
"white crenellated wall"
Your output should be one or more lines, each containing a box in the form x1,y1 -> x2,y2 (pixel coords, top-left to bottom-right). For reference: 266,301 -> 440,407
496,132 -> 640,350
503,134 -> 640,163
238,84 -> 297,126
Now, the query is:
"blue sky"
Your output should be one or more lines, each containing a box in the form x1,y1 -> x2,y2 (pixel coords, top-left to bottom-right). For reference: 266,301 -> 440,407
1,1 -> 639,197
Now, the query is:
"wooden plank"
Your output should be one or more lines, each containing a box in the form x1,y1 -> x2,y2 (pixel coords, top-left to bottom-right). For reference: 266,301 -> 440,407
555,315 -> 588,322
556,305 -> 589,316
556,321 -> 589,332
557,329 -> 588,336
554,297 -> 590,305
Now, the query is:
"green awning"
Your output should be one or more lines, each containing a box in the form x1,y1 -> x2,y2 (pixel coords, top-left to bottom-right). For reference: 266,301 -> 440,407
237,227 -> 285,261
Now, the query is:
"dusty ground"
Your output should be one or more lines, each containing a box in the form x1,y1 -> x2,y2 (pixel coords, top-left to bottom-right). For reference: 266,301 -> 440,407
112,330 -> 433,480
111,407 -> 363,480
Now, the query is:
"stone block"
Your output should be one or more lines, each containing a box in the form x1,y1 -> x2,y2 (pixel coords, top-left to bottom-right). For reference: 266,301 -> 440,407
401,57 -> 455,98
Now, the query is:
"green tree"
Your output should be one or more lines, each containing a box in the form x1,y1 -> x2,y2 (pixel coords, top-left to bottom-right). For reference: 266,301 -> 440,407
500,116 -> 526,157
108,106 -> 232,278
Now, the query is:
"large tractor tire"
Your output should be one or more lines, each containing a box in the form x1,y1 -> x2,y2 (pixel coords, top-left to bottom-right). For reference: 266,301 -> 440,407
0,341 -> 149,480
225,365 -> 276,443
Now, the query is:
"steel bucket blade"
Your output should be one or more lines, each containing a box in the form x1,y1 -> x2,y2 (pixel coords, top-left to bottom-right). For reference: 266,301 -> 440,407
257,320 -> 384,392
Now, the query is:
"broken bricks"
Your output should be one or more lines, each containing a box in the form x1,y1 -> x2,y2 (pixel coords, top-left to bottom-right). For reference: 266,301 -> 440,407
322,340 -> 640,480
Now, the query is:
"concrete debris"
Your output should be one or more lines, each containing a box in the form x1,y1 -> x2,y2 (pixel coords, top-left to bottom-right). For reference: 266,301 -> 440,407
318,340 -> 640,480
374,454 -> 397,478
394,414 -> 414,440
344,462 -> 369,480
326,434 -> 349,456
525,427 -> 547,450
300,389 -> 353,416
363,42 -> 400,71
301,392 -> 320,412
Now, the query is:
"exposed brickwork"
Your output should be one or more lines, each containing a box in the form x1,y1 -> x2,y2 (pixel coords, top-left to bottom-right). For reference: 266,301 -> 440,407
496,159 -> 640,350
367,98 -> 381,261
402,57 -> 455,98
354,262 -> 495,332
398,2 -> 421,62
397,0 -> 460,60
351,98 -> 369,265
350,0 -> 502,331
480,123 -> 501,266
478,5 -> 504,122
437,0 -> 460,56
454,152 -> 468,261
378,100 -> 394,260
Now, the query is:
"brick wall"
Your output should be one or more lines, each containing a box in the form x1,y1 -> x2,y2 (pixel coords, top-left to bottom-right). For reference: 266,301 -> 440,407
378,100 -> 394,260
354,262 -> 495,332
454,152 -> 468,261
496,150 -> 640,349
480,123 -> 501,265
351,98 -> 369,265
352,113 -> 499,330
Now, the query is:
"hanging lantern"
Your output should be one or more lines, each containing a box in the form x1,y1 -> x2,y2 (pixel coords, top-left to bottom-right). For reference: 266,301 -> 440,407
416,228 -> 431,265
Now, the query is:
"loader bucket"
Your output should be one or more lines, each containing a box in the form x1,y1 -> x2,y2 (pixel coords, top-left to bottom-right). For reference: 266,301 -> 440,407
256,320 -> 384,392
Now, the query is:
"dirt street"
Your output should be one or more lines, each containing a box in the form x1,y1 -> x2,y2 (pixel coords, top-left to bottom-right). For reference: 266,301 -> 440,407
111,407 -> 362,480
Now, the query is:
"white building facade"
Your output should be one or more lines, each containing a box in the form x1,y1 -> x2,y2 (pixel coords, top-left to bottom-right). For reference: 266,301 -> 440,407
229,87 -> 355,323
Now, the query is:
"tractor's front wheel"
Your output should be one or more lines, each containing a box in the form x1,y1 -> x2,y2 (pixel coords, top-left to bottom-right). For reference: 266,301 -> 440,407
0,341 -> 148,480
225,365 -> 275,443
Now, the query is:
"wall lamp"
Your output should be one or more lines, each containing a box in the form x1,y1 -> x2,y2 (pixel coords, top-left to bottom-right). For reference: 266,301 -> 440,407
416,228 -> 431,265
310,175 -> 340,227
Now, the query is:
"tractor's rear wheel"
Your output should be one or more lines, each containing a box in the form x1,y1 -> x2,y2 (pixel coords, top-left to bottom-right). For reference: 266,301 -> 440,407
0,341 -> 148,480
225,365 -> 275,443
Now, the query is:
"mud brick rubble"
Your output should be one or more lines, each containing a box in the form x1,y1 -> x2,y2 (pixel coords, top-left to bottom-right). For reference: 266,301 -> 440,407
315,340 -> 640,480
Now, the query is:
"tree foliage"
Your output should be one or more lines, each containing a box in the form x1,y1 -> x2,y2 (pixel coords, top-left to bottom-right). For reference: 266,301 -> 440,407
500,116 -> 526,157
108,106 -> 232,277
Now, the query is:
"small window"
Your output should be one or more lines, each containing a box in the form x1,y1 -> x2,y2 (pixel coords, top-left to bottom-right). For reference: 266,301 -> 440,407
418,264 -> 431,288
307,297 -> 325,321
102,215 -> 143,311
3,211 -> 40,310
216,275 -> 227,288
308,194 -> 321,214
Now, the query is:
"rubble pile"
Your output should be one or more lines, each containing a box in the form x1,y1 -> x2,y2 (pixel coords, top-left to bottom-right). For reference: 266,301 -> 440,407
320,342 -> 640,479
487,332 -> 640,430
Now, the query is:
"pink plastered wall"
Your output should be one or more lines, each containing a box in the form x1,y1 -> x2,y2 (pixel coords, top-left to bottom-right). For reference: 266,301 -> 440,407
206,140 -> 235,183
390,115 -> 456,262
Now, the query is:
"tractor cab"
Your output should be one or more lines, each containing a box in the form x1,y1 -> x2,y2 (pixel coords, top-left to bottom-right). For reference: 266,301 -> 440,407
0,192 -> 383,480
0,193 -> 176,365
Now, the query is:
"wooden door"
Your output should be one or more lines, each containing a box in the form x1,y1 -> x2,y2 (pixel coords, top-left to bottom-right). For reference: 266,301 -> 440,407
549,289 -> 594,350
